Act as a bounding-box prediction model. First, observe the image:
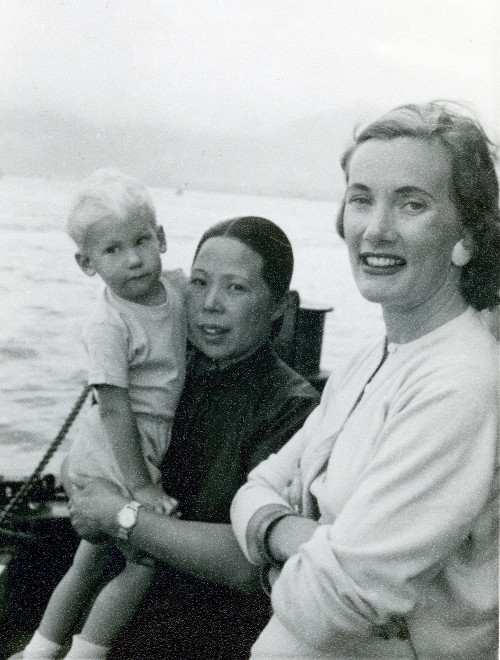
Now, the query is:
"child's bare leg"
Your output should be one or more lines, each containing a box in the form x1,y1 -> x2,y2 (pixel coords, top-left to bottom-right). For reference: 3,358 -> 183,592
23,541 -> 114,658
37,540 -> 113,643
75,559 -> 154,648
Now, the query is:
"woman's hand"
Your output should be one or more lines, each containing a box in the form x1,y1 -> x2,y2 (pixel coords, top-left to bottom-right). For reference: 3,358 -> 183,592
68,476 -> 127,542
133,483 -> 179,516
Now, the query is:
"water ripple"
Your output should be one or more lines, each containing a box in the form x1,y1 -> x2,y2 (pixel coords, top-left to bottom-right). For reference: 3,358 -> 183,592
0,344 -> 39,360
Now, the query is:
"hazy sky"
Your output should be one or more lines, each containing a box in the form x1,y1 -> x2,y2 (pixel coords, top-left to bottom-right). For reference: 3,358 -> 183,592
1,0 -> 499,136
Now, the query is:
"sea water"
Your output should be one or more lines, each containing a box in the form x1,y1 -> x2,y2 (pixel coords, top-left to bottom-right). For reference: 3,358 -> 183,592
0,176 -> 384,479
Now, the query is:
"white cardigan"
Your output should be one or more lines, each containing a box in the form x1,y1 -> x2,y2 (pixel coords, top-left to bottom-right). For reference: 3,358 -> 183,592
231,309 -> 498,658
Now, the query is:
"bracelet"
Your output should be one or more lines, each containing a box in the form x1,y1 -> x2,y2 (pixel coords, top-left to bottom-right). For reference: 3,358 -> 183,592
249,504 -> 295,566
261,513 -> 293,567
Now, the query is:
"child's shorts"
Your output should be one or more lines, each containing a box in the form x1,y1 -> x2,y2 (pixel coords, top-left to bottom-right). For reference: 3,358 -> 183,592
66,404 -> 173,495
66,406 -> 173,566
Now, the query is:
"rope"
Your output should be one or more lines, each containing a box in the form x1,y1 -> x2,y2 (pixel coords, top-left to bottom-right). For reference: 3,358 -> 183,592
0,383 -> 91,529
0,526 -> 33,542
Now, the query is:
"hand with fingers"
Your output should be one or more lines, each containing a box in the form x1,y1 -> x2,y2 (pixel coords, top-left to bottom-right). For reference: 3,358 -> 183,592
132,483 -> 180,516
68,477 -> 126,542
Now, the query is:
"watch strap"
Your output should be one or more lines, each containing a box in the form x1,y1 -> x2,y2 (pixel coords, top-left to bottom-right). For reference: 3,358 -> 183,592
117,500 -> 142,541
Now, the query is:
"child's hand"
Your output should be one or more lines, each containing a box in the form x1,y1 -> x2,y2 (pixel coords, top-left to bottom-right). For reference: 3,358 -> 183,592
133,484 -> 179,516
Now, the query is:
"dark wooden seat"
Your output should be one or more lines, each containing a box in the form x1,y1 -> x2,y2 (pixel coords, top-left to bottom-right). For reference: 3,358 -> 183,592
274,290 -> 332,391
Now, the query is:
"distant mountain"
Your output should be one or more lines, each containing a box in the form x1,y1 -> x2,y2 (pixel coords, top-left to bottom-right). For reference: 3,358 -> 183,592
0,107 -> 369,199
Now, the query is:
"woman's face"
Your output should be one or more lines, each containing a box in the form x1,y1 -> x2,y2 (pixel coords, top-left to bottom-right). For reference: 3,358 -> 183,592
188,237 -> 284,363
343,136 -> 465,314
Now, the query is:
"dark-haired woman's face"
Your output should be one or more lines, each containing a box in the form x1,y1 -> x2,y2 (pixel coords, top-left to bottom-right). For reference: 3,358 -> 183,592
188,237 -> 283,364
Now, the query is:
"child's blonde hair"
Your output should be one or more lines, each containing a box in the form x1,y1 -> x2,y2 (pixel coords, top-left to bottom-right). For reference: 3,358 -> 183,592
67,168 -> 157,248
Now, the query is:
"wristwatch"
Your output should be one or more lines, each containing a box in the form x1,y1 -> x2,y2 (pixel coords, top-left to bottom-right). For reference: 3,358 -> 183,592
117,501 -> 142,541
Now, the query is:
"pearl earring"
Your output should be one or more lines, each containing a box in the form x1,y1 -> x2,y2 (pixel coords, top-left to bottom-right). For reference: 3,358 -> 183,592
451,240 -> 471,267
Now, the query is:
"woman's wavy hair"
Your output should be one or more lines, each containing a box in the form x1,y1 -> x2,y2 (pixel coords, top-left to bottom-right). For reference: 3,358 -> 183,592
193,216 -> 294,338
336,102 -> 500,310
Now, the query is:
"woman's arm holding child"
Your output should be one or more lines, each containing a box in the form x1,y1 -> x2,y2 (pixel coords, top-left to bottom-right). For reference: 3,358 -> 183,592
68,478 -> 260,592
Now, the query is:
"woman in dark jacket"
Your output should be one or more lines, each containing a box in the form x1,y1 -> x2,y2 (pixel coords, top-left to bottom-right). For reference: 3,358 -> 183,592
67,216 -> 320,659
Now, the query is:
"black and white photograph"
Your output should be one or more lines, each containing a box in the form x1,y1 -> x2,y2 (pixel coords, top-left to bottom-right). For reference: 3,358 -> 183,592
1,1 -> 498,658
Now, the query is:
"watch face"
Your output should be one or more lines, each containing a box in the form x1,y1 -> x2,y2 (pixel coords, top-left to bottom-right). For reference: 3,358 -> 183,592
118,506 -> 136,528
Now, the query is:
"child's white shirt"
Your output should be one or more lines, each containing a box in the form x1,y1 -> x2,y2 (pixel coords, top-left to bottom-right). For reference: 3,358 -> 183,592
67,270 -> 187,491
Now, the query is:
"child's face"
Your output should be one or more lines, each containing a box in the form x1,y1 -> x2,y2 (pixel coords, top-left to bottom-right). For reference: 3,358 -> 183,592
76,213 -> 166,305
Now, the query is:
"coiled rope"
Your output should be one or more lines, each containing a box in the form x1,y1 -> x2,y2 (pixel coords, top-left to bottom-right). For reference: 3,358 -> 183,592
0,383 -> 91,530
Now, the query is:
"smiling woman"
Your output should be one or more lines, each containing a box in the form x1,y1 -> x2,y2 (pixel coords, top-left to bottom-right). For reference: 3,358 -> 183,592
342,136 -> 467,342
231,103 -> 500,659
